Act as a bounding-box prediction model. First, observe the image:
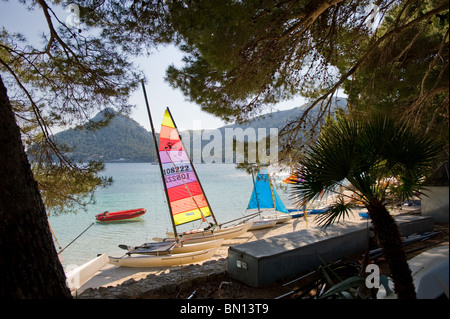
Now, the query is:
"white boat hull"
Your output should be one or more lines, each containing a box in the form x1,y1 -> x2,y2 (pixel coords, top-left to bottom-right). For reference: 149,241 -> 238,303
159,222 -> 253,244
127,239 -> 224,255
248,220 -> 277,231
263,214 -> 292,224
108,247 -> 218,268
245,209 -> 293,224
173,238 -> 224,253
66,253 -> 109,292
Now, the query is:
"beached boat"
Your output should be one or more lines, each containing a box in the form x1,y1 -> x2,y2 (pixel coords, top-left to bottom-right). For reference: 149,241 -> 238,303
66,253 -> 109,292
176,223 -> 252,242
119,238 -> 224,255
95,208 -> 146,222
249,220 -> 277,231
288,206 -> 331,218
288,210 -> 305,218
109,247 -> 218,268
262,213 -> 292,224
109,83 -> 249,266
244,166 -> 292,225
162,222 -> 253,243
142,102 -> 251,243
359,212 -> 369,218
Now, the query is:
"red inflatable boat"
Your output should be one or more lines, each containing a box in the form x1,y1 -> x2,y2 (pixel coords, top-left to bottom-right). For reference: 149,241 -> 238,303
95,208 -> 146,222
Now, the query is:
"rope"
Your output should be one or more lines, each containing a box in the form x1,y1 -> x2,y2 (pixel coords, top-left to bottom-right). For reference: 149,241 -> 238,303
177,221 -> 211,244
58,222 -> 94,255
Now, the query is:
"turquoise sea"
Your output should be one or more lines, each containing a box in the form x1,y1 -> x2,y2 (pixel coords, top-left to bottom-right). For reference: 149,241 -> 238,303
49,163 -> 294,271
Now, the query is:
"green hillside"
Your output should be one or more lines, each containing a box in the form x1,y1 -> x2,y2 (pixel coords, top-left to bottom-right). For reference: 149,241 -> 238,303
223,97 -> 347,133
51,98 -> 346,163
54,108 -> 157,163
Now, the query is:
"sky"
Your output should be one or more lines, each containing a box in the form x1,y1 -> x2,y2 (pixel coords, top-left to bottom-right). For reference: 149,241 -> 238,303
1,0 -> 308,132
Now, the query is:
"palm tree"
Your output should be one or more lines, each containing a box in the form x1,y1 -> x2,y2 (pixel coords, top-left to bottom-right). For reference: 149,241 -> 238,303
291,112 -> 443,299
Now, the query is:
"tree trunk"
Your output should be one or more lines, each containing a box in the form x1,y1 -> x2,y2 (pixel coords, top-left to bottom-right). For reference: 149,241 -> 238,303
0,76 -> 72,298
367,199 -> 417,299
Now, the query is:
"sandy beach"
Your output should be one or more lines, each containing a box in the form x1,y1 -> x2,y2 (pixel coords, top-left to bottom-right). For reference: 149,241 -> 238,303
76,207 -> 422,298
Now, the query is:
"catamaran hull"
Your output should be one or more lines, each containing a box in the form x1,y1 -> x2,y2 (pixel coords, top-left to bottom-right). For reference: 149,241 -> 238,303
262,214 -> 292,224
288,207 -> 331,218
248,220 -> 277,231
123,238 -> 224,255
245,207 -> 293,224
108,247 -> 218,268
160,222 -> 253,244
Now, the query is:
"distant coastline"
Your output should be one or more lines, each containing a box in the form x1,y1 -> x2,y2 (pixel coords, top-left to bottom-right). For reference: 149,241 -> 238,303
43,98 -> 347,164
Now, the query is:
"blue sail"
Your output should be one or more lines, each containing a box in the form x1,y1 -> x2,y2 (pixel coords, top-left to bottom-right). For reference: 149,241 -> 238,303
247,170 -> 289,213
272,185 -> 289,213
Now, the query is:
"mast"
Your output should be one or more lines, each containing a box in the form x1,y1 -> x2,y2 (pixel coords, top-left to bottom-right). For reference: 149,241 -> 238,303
267,173 -> 276,208
267,169 -> 278,217
141,80 -> 179,241
165,107 -> 219,227
250,165 -> 261,215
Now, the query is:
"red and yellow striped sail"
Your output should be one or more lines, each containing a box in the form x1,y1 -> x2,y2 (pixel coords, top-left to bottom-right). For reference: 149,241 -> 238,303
158,109 -> 211,225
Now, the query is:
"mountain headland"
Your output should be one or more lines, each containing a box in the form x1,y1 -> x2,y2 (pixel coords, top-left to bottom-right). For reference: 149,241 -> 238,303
51,98 -> 346,163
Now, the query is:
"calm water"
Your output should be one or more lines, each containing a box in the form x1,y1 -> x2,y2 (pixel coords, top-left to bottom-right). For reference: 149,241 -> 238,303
49,163 -> 293,270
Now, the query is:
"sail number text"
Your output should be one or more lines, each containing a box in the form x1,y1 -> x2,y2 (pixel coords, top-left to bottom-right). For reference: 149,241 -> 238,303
165,173 -> 191,183
162,165 -> 191,176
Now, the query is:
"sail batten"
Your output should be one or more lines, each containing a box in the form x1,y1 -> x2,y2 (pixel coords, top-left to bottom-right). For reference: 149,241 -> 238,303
158,109 -> 212,226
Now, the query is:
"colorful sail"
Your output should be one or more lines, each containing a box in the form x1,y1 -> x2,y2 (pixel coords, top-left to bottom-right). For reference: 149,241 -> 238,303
283,173 -> 304,184
247,169 -> 289,213
158,109 -> 212,225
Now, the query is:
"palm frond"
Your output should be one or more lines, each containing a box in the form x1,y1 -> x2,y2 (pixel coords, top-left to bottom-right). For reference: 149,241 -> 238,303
314,196 -> 359,228
291,112 -> 443,217
318,275 -> 366,299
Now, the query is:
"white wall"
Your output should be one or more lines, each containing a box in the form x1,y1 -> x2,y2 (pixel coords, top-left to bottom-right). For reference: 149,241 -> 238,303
422,186 -> 449,223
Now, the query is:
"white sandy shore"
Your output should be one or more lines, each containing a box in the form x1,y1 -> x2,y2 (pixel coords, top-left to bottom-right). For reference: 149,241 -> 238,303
75,207 -> 420,295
